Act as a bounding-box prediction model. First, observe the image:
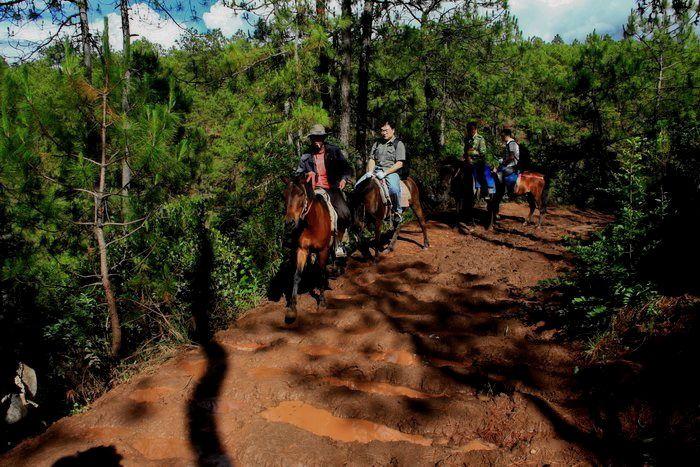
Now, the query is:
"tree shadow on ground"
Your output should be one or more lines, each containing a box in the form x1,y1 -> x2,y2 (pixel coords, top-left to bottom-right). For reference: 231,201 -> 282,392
186,212 -> 233,467
269,215 -> 681,464
52,445 -> 123,466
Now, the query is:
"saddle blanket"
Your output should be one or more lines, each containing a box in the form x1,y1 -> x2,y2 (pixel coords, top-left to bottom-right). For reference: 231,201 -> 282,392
372,178 -> 410,208
354,174 -> 410,208
314,188 -> 337,233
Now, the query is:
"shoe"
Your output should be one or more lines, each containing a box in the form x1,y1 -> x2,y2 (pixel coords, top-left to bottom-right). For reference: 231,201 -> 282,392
393,212 -> 403,225
335,244 -> 346,258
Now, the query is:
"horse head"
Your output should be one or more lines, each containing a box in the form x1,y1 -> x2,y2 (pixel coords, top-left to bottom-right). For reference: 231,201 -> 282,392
283,175 -> 313,229
438,158 -> 466,201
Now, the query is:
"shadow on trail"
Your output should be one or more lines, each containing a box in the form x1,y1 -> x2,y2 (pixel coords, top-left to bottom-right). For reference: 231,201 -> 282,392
468,229 -> 564,261
274,213 -> 655,464
52,445 -> 122,466
186,211 -> 233,467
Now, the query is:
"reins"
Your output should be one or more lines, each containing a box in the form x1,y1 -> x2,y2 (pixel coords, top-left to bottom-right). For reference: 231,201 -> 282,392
298,183 -> 314,220
300,194 -> 313,220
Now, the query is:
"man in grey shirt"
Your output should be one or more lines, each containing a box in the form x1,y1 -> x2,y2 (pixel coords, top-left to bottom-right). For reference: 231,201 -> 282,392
366,120 -> 406,223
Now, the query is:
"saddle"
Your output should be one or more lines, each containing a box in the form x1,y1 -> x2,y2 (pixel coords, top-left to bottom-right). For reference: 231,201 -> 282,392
372,177 -> 410,209
314,188 -> 338,233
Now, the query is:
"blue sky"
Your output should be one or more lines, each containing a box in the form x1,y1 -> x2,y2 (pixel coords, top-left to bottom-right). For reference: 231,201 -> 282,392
1,0 -> 637,60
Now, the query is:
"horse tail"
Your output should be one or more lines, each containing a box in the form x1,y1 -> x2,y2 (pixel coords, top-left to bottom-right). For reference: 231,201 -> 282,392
409,176 -> 438,216
541,175 -> 550,212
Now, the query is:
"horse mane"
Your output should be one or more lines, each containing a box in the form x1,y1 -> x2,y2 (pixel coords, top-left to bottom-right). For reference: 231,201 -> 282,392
353,176 -> 376,198
291,174 -> 314,199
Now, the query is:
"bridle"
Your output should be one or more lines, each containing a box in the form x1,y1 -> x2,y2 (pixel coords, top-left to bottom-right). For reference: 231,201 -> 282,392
295,182 -> 314,221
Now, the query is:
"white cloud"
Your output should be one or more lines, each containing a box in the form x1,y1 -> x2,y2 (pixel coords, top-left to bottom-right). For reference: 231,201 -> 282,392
1,3 -> 184,61
202,0 -> 251,36
509,0 -> 635,41
0,19 -> 62,60
92,3 -> 185,50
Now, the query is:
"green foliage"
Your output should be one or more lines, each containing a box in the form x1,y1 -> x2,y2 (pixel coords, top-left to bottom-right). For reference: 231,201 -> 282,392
1,0 -> 698,439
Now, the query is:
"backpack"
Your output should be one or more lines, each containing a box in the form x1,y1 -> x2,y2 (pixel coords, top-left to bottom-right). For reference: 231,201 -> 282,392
517,142 -> 531,170
504,140 -> 520,167
394,139 -> 410,179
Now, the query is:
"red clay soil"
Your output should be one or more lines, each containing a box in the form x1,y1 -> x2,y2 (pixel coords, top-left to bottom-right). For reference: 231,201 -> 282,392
1,203 -> 614,466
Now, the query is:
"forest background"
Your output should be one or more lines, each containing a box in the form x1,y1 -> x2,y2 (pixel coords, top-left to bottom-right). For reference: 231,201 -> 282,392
1,0 -> 698,452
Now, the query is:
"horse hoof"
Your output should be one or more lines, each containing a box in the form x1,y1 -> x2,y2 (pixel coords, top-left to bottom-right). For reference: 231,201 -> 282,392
284,311 -> 297,325
422,243 -> 429,250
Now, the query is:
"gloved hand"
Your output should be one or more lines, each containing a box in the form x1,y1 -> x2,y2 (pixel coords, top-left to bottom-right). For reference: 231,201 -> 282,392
374,169 -> 385,180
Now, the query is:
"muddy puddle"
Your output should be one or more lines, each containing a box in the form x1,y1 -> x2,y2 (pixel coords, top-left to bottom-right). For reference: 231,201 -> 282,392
261,401 -> 432,446
370,349 -> 421,366
454,439 -> 498,452
428,357 -> 472,369
300,344 -> 344,357
225,341 -> 269,352
248,367 -> 288,380
322,377 -> 441,399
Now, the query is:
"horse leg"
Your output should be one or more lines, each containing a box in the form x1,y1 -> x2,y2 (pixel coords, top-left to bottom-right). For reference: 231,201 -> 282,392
315,247 -> 330,311
525,192 -> 536,226
373,215 -> 383,261
333,227 -> 347,274
486,199 -> 495,230
537,187 -> 547,228
412,201 -> 430,249
455,195 -> 463,226
487,191 -> 501,230
388,221 -> 401,252
286,247 -> 308,324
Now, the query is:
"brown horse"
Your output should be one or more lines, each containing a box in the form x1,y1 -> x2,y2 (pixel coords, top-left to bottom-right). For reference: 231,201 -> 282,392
490,171 -> 548,228
440,160 -> 548,229
283,176 -> 341,324
351,176 -> 429,260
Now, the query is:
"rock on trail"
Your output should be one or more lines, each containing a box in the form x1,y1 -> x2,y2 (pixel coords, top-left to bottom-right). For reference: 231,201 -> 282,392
1,204 -> 611,466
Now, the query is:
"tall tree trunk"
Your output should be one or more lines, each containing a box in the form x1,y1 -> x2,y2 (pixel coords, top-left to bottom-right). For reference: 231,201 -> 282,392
339,0 -> 352,147
424,74 -> 442,156
77,0 -> 92,80
120,0 -> 132,195
293,0 -> 303,156
316,0 -> 331,111
356,0 -> 373,160
96,88 -> 121,357
420,15 -> 442,157
655,52 -> 664,126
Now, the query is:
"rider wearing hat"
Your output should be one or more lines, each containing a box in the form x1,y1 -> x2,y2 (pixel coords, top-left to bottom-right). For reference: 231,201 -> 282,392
294,124 -> 353,256
464,121 -> 495,198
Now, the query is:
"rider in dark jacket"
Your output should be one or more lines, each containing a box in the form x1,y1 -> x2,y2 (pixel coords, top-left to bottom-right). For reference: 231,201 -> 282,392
294,124 -> 353,256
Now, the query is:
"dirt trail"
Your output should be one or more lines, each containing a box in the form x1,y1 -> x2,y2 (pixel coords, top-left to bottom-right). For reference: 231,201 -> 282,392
2,203 -> 612,466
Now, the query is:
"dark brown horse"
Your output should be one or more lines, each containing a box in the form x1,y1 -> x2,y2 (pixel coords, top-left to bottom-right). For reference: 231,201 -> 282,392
351,176 -> 429,260
283,176 -> 342,324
